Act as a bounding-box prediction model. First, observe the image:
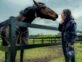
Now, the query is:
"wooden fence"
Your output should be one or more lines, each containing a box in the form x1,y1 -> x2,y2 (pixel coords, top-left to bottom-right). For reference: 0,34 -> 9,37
0,16 -> 82,62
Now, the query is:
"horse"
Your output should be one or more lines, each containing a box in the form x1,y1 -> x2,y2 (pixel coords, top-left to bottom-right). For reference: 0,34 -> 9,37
0,0 -> 58,62
1,0 -> 58,46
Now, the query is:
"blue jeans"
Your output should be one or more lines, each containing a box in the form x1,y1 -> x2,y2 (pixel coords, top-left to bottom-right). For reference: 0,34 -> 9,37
62,41 -> 75,62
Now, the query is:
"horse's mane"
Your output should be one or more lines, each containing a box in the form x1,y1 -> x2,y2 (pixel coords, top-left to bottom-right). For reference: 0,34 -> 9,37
20,2 -> 46,15
37,2 -> 45,6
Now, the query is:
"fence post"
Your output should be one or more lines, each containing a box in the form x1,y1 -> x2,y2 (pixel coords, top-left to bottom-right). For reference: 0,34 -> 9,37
33,38 -> 35,44
41,38 -> 44,44
50,37 -> 52,44
8,17 -> 17,62
54,37 -> 56,44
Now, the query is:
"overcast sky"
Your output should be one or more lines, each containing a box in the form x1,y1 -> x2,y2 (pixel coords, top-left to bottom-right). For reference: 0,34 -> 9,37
0,0 -> 82,35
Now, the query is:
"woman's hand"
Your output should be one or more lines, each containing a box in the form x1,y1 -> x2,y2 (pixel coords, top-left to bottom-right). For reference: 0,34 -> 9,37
68,43 -> 74,48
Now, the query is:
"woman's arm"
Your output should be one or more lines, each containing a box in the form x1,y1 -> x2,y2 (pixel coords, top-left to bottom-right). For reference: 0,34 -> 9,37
69,22 -> 77,45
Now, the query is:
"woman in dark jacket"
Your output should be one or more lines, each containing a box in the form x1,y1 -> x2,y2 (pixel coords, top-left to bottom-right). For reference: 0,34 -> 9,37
58,9 -> 77,62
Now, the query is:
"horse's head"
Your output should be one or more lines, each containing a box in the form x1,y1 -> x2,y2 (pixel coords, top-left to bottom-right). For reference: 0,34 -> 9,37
33,0 -> 58,21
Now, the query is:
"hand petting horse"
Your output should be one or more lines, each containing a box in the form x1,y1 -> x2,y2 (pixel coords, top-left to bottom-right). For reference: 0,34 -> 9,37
1,0 -> 58,46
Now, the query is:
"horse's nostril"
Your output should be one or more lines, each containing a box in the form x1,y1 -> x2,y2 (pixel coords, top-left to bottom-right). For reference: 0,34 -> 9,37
56,14 -> 58,18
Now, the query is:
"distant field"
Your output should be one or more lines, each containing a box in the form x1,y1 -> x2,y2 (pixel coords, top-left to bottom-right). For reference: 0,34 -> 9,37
0,43 -> 82,62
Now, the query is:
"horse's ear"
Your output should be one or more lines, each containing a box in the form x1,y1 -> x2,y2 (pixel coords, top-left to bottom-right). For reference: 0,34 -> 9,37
33,0 -> 38,6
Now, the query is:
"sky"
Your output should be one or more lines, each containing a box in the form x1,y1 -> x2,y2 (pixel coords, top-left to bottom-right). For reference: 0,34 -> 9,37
0,0 -> 82,35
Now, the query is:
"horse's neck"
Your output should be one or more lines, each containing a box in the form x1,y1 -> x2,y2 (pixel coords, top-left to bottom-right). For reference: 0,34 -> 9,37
23,17 -> 35,23
23,11 -> 37,23
17,6 -> 38,23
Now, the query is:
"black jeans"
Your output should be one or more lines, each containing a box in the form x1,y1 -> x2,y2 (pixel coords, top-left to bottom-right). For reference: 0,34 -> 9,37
62,41 -> 75,62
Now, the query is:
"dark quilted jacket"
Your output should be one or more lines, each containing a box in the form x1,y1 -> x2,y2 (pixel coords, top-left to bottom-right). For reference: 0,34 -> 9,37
58,19 -> 77,44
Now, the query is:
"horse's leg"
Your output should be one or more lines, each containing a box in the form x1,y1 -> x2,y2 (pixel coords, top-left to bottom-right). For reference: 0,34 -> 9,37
20,30 -> 29,62
1,26 -> 17,62
22,29 -> 29,45
0,26 -> 9,62
5,51 -> 9,62
1,35 -> 9,62
1,26 -> 9,46
20,38 -> 24,62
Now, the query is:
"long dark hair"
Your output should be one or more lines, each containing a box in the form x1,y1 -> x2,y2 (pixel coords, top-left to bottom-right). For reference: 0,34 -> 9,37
63,9 -> 74,21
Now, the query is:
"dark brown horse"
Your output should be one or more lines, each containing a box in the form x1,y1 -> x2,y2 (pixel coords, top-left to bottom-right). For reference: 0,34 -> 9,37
1,0 -> 58,46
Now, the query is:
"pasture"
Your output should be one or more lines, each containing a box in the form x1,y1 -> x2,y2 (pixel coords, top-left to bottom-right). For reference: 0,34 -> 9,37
0,39 -> 82,62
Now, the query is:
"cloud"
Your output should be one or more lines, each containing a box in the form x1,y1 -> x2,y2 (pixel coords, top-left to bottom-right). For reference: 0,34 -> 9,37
73,10 -> 82,19
4,0 -> 33,7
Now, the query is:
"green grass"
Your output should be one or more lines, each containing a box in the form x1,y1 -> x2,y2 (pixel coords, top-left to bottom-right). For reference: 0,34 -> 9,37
0,40 -> 82,62
16,43 -> 82,62
75,43 -> 82,62
17,43 -> 82,62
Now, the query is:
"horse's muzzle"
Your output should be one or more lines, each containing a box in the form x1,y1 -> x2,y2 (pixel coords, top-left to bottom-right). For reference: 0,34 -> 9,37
53,14 -> 58,21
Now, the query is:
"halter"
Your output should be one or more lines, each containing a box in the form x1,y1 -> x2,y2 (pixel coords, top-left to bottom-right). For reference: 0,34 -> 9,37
33,2 -> 46,18
32,5 -> 38,18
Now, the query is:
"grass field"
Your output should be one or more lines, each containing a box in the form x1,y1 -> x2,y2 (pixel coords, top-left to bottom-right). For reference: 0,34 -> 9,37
0,43 -> 82,62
